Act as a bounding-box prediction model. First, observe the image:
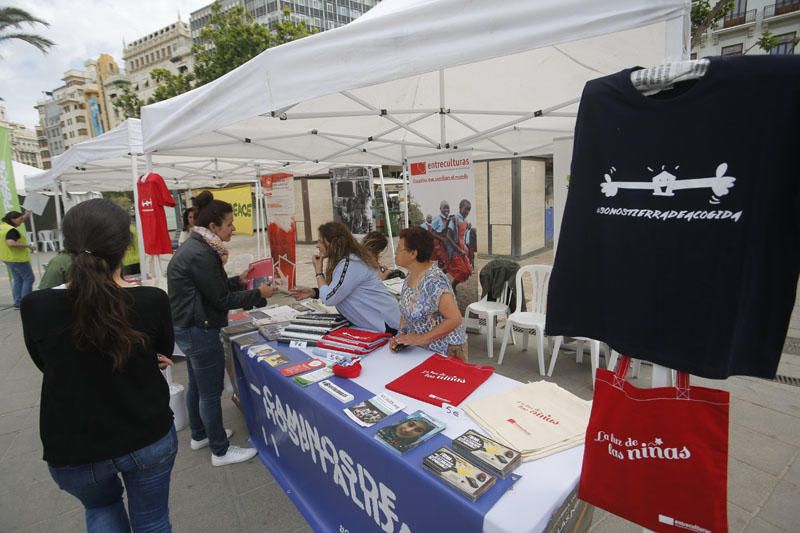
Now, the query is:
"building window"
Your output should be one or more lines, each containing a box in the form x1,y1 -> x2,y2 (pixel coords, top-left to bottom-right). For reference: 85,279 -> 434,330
771,32 -> 797,55
720,43 -> 743,56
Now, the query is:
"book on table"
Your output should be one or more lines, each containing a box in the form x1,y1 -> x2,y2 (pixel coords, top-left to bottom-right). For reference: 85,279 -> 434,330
344,392 -> 405,428
374,410 -> 445,454
422,447 -> 496,501
451,429 -> 522,478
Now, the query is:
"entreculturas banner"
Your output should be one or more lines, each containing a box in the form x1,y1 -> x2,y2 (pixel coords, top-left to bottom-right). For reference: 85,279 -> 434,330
261,173 -> 297,289
0,126 -> 21,216
408,150 -> 476,293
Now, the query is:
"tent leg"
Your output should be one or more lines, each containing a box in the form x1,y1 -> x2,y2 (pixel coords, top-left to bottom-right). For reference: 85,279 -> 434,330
377,166 -> 395,264
401,145 -> 409,229
132,155 -> 148,279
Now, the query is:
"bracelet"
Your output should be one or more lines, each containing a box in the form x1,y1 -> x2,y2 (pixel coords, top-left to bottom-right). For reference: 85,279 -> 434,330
316,272 -> 325,278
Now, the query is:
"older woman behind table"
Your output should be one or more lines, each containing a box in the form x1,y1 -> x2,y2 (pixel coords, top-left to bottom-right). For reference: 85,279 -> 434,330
290,222 -> 400,333
390,226 -> 468,361
21,199 -> 177,532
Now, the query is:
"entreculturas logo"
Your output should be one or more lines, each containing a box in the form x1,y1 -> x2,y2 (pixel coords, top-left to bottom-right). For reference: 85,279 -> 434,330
410,162 -> 427,176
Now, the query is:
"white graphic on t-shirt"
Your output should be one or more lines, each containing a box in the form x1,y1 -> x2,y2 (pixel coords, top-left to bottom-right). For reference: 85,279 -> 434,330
601,163 -> 735,205
141,199 -> 153,208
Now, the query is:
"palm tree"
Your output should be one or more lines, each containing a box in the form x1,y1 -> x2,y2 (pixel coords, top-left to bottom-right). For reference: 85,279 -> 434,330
0,7 -> 54,55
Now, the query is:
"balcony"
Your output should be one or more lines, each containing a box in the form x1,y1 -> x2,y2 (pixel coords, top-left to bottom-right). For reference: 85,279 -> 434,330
723,8 -> 757,28
764,0 -> 800,19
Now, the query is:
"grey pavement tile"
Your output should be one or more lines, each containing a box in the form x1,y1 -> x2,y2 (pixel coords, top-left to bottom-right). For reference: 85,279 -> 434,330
0,450 -> 52,489
225,455 -> 276,496
0,431 -> 15,459
44,509 -> 85,533
783,454 -> 800,486
728,459 -> 779,513
0,480 -> 60,531
744,518 -> 787,533
586,511 -> 640,533
729,502 -> 754,533
170,480 -> 241,532
730,399 -> 800,447
729,424 -> 797,477
755,480 -> 800,532
0,406 -> 34,436
0,388 -> 40,416
3,425 -> 43,460
236,483 -> 310,533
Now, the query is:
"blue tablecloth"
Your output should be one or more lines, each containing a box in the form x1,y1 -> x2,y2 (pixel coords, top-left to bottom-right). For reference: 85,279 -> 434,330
233,340 -> 583,533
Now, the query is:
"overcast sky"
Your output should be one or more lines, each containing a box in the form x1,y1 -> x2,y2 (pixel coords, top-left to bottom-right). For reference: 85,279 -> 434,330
0,0 -> 202,128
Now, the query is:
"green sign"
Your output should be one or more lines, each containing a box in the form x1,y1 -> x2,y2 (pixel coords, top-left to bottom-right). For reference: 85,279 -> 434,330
0,126 -> 21,215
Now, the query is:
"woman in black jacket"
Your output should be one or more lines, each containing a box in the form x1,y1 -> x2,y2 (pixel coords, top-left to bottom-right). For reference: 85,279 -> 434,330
21,199 -> 177,532
167,191 -> 276,467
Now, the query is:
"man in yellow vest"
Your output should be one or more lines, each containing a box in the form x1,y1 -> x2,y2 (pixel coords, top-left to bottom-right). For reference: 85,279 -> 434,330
1,210 -> 36,308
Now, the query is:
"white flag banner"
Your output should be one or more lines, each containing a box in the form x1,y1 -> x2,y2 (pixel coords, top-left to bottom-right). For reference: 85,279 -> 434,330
407,150 -> 476,290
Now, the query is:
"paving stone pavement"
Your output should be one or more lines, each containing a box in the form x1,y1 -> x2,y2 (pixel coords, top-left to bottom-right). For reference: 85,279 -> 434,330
0,238 -> 798,532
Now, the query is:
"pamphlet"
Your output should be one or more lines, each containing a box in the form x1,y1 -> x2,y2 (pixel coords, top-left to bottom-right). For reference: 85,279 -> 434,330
279,358 -> 326,377
292,366 -> 334,386
231,332 -> 263,347
374,410 -> 445,454
344,392 -> 405,428
423,447 -> 496,500
259,353 -> 290,367
247,344 -> 276,358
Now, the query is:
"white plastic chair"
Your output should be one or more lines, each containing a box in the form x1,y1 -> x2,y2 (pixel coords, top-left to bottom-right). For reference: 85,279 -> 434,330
548,336 -> 609,388
464,280 -> 512,360
38,230 -> 57,252
606,350 -> 641,379
497,264 -> 553,375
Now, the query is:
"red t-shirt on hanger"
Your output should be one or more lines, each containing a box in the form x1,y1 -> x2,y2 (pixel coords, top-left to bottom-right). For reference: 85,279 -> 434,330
137,173 -> 175,255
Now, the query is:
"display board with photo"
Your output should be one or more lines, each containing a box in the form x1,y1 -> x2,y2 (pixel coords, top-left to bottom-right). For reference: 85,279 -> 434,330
329,167 -> 374,236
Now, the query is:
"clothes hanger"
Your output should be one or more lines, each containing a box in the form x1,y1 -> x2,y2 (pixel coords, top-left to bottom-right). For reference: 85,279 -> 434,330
630,58 -> 710,95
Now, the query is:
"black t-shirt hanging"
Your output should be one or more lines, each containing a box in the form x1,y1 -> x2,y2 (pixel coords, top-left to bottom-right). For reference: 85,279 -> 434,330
546,55 -> 800,379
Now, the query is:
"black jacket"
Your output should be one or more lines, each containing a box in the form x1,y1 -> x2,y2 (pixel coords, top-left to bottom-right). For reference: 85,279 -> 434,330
167,232 -> 265,328
479,258 -> 525,312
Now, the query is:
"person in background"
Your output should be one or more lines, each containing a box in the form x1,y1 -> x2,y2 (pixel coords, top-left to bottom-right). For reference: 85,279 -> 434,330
122,212 -> 140,277
390,227 -> 468,361
20,199 -> 177,532
39,251 -> 73,290
178,207 -> 196,246
290,222 -> 400,333
361,230 -> 391,280
420,214 -> 433,232
1,210 -> 36,308
168,191 -> 277,467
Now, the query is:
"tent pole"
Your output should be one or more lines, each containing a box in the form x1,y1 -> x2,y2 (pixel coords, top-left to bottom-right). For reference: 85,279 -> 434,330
144,153 -> 161,279
377,166 -> 395,265
439,70 -> 446,148
53,182 -> 63,251
254,179 -> 261,259
28,210 -> 41,276
401,145 -> 409,229
131,155 -> 148,279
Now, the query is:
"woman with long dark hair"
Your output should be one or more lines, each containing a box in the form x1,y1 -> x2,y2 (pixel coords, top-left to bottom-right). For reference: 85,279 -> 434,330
290,221 -> 399,332
1,209 -> 36,308
168,191 -> 275,466
20,199 -> 177,532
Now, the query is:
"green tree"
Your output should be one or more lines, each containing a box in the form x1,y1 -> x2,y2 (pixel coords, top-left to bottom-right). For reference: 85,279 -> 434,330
113,87 -> 144,119
0,6 -> 54,55
192,3 -> 314,87
691,0 -> 734,45
148,68 -> 195,103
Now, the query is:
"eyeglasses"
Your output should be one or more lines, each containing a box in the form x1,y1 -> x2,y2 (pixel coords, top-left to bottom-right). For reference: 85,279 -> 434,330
397,247 -> 411,253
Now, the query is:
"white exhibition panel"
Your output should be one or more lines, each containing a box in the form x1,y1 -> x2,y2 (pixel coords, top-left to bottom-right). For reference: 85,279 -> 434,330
142,0 -> 686,164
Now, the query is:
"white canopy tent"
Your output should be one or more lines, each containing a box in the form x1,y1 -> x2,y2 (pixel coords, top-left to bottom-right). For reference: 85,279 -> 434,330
143,0 -> 689,166
26,119 -> 337,276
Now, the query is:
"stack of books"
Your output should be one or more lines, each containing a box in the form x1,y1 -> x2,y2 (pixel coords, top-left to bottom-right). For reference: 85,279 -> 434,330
316,328 -> 392,355
277,313 -> 350,345
452,429 -> 522,478
422,448 -> 496,500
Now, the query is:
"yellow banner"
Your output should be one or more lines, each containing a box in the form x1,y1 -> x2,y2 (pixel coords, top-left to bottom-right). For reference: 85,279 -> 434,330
198,185 -> 254,235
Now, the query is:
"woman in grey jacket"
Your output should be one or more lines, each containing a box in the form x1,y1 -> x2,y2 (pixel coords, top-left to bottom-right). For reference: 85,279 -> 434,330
167,191 -> 276,467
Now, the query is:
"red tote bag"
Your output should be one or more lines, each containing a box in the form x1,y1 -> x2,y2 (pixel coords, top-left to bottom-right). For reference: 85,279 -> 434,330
578,356 -> 730,532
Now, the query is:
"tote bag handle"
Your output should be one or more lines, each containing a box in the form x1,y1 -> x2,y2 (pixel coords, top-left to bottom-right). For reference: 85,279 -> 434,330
612,355 -> 691,399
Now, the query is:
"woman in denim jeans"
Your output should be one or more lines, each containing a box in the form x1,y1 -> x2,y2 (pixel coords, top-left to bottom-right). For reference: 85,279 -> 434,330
20,199 -> 178,532
167,191 -> 276,467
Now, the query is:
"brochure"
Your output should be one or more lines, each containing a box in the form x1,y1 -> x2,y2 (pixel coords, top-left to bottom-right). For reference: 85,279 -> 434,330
374,410 -> 445,454
344,393 -> 405,428
247,344 -> 276,358
292,366 -> 334,386
259,353 -> 290,367
452,429 -> 522,478
279,359 -> 326,377
423,447 -> 496,501
247,258 -> 274,290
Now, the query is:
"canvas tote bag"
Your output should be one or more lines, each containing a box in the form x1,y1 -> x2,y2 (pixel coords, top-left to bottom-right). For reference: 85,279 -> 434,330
578,356 -> 730,532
